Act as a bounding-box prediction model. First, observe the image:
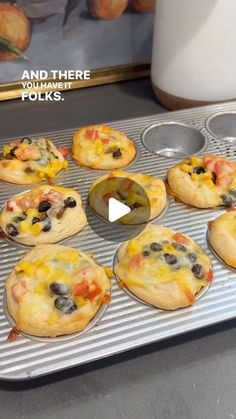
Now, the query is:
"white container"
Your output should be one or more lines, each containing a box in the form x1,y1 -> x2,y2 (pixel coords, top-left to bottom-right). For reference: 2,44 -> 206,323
151,0 -> 236,109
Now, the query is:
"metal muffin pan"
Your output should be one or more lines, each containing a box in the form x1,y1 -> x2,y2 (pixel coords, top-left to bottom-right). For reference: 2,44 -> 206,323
206,111 -> 236,142
1,101 -> 236,380
141,122 -> 207,158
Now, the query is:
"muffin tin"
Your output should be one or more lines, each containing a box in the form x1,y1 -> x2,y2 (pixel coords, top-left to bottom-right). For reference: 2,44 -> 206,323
1,101 -> 236,380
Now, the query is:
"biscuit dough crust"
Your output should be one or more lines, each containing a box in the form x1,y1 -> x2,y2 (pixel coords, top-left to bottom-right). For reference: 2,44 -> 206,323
6,244 -> 111,337
167,155 -> 236,208
209,211 -> 236,268
115,225 -> 212,310
0,185 -> 87,245
72,125 -> 136,170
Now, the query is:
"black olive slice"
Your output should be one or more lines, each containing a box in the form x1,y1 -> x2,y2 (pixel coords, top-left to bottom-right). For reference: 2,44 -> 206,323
150,242 -> 162,252
54,297 -> 77,314
191,264 -> 204,279
50,282 -> 69,296
64,197 -> 77,208
6,224 -> 18,237
164,253 -> 178,265
112,149 -> 122,159
38,200 -> 52,213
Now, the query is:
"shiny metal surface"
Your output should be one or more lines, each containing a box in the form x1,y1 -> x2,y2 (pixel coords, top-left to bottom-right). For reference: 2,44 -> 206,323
206,111 -> 236,142
141,122 -> 207,158
1,101 -> 236,381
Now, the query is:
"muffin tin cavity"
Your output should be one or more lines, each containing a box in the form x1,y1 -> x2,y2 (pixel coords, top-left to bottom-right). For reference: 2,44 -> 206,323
206,112 -> 236,142
141,122 -> 207,158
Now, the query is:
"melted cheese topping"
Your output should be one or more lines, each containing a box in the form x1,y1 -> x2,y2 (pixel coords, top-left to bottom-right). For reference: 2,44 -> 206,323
1,138 -> 67,182
115,229 -> 211,295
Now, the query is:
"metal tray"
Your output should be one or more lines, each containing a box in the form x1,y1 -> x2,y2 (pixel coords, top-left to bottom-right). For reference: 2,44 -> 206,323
1,101 -> 236,381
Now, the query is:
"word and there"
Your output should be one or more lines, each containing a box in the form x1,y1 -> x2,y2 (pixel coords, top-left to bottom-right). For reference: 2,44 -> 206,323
21,70 -> 91,102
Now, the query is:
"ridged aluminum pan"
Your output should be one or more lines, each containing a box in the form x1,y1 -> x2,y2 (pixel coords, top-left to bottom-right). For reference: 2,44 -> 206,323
1,101 -> 236,381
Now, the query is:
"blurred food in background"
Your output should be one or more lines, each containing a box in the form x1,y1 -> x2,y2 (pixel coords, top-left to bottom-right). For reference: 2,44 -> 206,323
0,3 -> 30,61
130,0 -> 155,13
87,0 -> 128,20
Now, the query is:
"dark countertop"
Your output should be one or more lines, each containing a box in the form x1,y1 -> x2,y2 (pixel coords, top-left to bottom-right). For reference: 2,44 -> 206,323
0,79 -> 236,419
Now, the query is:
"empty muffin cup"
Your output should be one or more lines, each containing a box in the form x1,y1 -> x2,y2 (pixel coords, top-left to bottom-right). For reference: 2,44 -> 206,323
141,122 -> 207,158
206,112 -> 236,142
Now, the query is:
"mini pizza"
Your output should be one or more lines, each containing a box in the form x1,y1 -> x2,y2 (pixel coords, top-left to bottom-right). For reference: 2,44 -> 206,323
114,225 -> 213,310
89,170 -> 167,224
6,244 -> 111,337
167,155 -> 236,208
0,137 -> 68,184
209,210 -> 236,268
0,185 -> 87,245
72,125 -> 136,170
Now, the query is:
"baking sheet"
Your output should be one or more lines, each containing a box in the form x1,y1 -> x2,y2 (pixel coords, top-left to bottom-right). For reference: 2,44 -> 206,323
1,101 -> 236,381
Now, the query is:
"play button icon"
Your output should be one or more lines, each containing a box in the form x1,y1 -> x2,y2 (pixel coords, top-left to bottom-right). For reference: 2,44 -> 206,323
108,198 -> 131,222
88,175 -> 151,226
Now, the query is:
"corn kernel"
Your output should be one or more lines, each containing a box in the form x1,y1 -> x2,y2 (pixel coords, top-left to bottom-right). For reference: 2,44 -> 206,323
3,145 -> 12,156
191,173 -> 199,182
30,223 -> 43,235
26,208 -> 39,218
19,220 -> 30,233
205,180 -> 214,189
127,240 -> 142,256
163,243 -> 175,253
190,156 -> 203,167
181,164 -> 192,173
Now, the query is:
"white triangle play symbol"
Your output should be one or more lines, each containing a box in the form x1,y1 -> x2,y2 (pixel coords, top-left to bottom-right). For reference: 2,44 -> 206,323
108,198 -> 131,222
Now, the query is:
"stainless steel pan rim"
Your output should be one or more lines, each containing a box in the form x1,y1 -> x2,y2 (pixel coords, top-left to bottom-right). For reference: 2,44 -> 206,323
140,121 -> 208,159
206,111 -> 236,142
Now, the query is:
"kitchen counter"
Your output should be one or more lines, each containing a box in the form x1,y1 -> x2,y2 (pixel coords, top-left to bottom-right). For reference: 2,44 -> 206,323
0,78 -> 235,419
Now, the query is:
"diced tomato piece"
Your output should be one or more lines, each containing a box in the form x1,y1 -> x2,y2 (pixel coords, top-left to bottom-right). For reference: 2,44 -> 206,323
18,197 -> 31,211
102,191 -> 120,205
206,269 -> 213,282
47,190 -> 62,204
172,233 -> 190,245
213,161 -> 222,176
75,266 -> 95,281
129,255 -> 142,268
203,156 -> 216,171
101,138 -> 110,144
15,146 -> 40,161
87,281 -> 102,300
58,147 -> 71,157
216,175 -> 232,190
11,281 -> 27,302
6,200 -> 16,212
85,128 -> 99,140
73,280 -> 89,297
